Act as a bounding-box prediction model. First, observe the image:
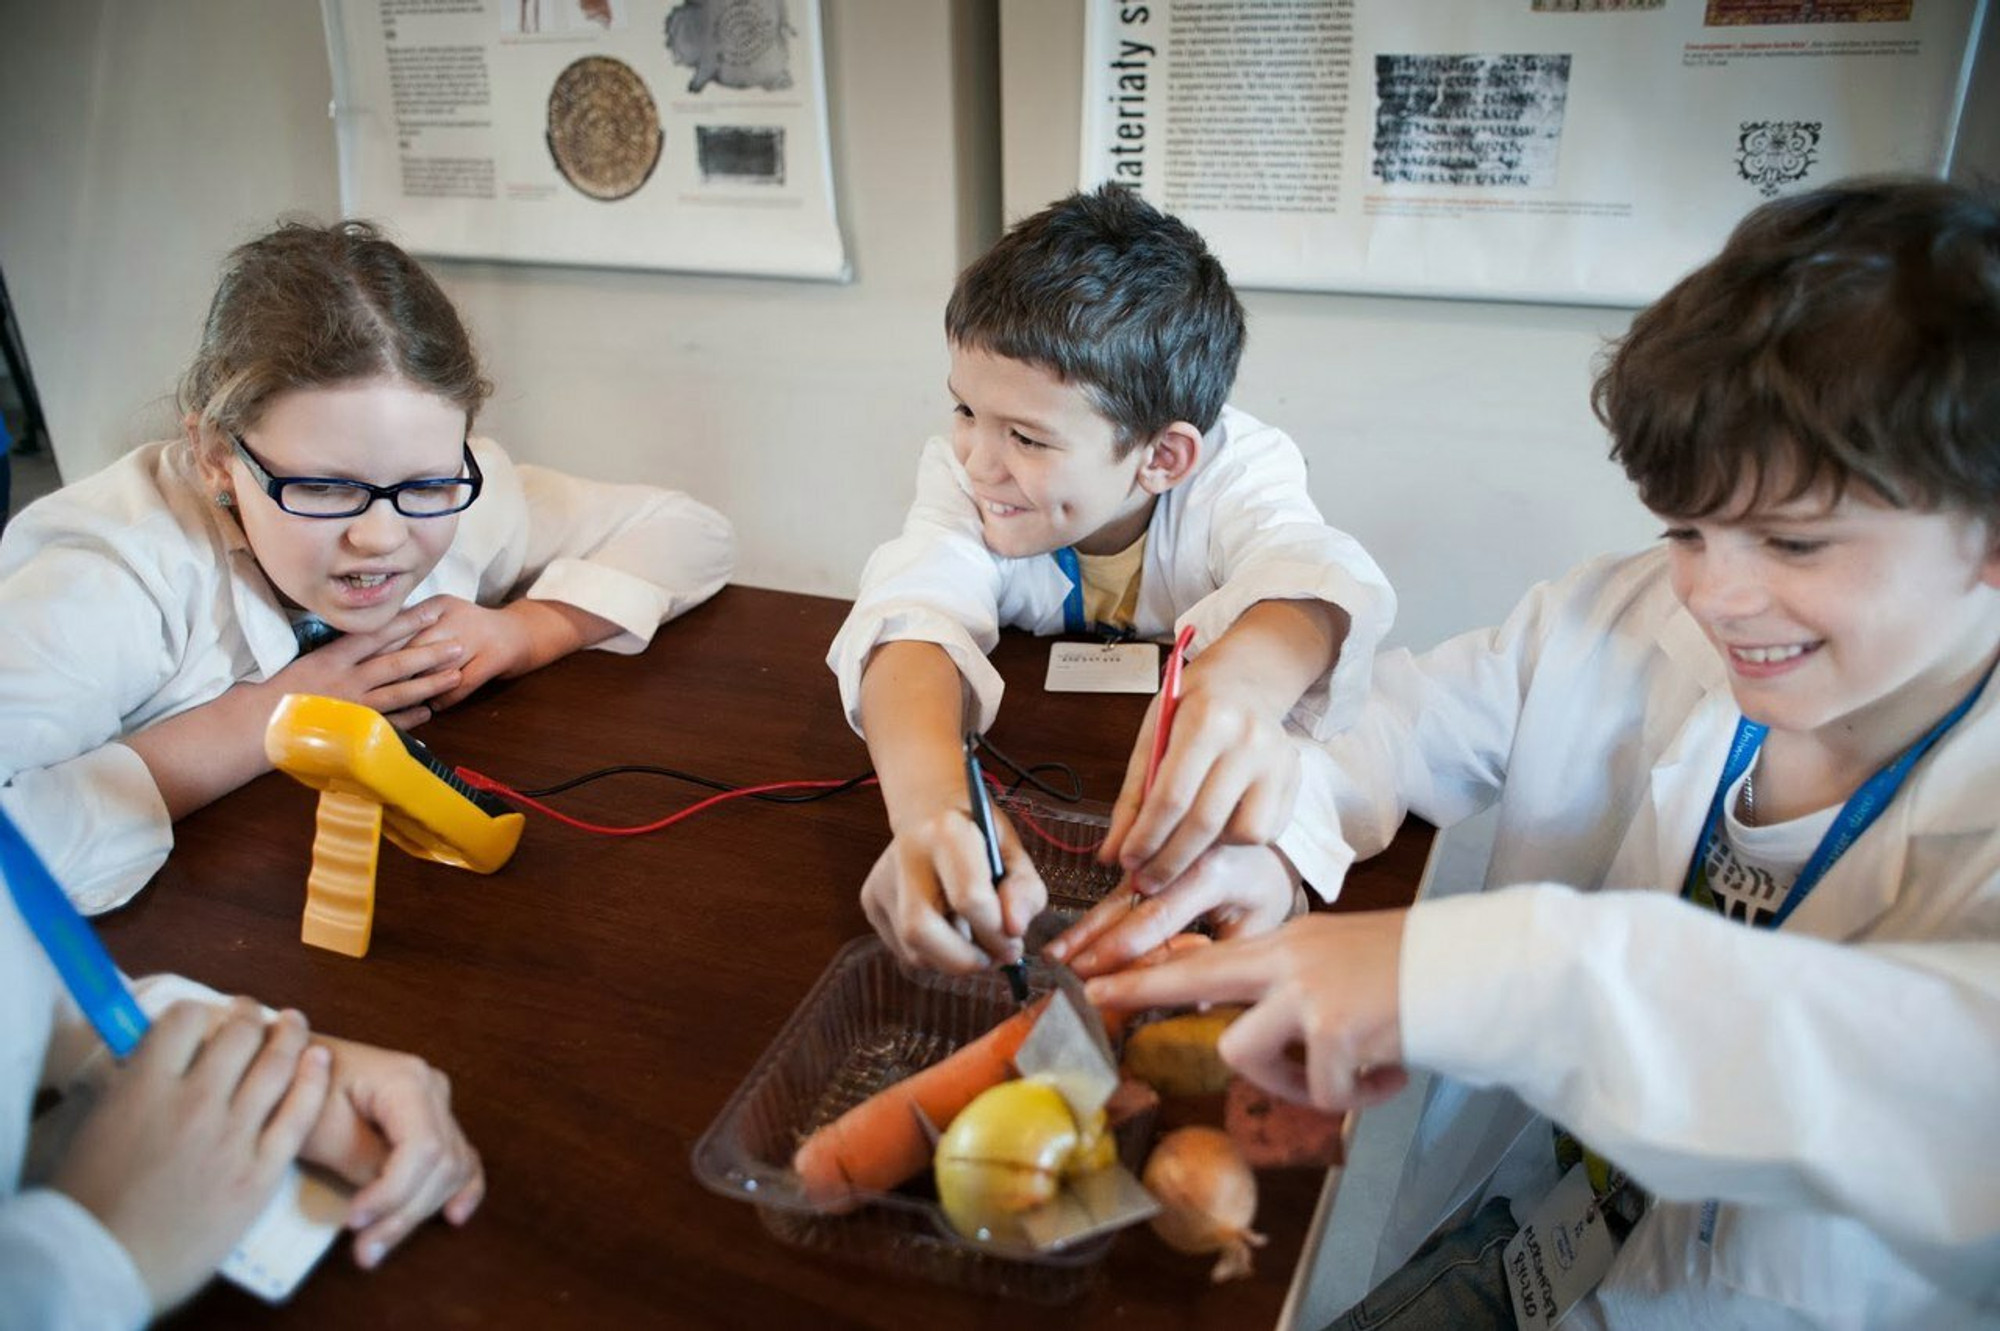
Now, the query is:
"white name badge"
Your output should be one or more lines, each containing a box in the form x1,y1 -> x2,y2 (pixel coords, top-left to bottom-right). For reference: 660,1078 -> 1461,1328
220,1165 -> 348,1302
1045,641 -> 1160,694
1504,1163 -> 1619,1329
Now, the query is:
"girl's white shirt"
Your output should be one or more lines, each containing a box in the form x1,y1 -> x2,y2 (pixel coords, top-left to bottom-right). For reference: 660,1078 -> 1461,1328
0,438 -> 735,914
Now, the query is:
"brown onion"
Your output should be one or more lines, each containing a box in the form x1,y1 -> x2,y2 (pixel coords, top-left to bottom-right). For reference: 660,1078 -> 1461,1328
1140,1126 -> 1267,1281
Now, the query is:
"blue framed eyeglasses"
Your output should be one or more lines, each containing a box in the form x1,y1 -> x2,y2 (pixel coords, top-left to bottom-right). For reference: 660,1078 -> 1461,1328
231,435 -> 483,519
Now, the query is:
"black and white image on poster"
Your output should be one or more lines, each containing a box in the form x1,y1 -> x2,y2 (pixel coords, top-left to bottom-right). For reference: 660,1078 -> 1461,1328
323,0 -> 847,279
1080,0 -> 1986,304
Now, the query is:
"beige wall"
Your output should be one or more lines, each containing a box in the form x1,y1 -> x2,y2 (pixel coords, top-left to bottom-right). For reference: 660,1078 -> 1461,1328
0,0 -> 997,605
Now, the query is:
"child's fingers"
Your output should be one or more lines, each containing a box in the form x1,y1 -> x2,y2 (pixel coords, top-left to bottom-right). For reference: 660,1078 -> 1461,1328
230,1010 -> 312,1123
260,1045 -> 333,1163
882,845 -> 990,973
384,704 -> 435,730
933,819 -> 1011,956
364,640 -> 465,689
128,999 -> 221,1078
1041,885 -> 1130,966
1214,996 -> 1317,1107
1083,932 -> 1274,1012
188,999 -> 276,1095
345,601 -> 445,657
363,669 -> 464,718
991,813 -> 1047,940
442,1154 -> 487,1226
1100,695 -> 1165,864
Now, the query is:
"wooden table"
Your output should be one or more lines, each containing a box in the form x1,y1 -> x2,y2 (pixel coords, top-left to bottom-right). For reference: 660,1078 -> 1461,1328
100,586 -> 1432,1329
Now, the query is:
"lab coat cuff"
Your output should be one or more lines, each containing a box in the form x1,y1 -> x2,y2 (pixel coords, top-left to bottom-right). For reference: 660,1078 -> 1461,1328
0,1189 -> 152,1331
1275,816 -> 1355,907
522,558 -> 674,655
0,745 -> 171,916
827,607 -> 1004,736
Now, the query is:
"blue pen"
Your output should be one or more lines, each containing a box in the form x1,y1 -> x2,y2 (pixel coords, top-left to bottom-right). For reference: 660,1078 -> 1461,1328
0,806 -> 149,1057
964,736 -> 1030,1005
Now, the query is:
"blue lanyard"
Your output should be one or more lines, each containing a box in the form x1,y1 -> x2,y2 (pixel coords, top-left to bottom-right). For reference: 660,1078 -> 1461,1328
1683,664 -> 1995,929
1052,547 -> 1086,635
0,806 -> 149,1057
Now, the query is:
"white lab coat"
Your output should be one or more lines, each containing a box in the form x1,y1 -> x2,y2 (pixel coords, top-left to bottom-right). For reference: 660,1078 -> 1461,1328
0,437 -> 735,916
827,403 -> 1394,749
1290,548 -> 2000,1329
0,877 -> 223,1330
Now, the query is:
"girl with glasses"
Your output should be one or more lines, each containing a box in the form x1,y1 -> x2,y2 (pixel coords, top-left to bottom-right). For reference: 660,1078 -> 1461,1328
0,220 -> 735,915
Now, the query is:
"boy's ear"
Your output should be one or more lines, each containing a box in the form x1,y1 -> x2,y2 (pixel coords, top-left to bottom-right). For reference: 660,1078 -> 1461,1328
1134,421 -> 1204,495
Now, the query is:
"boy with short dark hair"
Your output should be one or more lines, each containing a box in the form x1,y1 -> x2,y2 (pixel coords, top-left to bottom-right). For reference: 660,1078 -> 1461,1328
829,185 -> 1392,975
1086,177 -> 2000,1327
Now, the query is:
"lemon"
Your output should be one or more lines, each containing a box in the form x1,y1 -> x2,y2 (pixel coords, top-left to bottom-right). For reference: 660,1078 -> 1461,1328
934,1078 -> 1107,1243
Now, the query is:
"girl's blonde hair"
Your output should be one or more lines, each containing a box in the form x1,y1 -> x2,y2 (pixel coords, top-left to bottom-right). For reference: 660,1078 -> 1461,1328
179,220 -> 491,453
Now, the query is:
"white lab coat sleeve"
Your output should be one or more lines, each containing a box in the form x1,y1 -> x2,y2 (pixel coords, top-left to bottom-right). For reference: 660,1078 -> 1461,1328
6,975 -> 231,1331
468,440 -> 736,655
1401,885 -> 2000,1258
1279,559 -> 1584,900
0,1188 -> 151,1331
827,442 -> 1009,736
1173,420 -> 1396,740
0,546 -> 183,915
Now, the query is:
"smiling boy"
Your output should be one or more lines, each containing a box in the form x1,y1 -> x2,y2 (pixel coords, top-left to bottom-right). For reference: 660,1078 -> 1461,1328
1086,178 -> 2000,1327
828,186 -> 1393,975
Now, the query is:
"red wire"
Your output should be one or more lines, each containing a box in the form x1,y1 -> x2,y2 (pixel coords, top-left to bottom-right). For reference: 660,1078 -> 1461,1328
454,764 -> 1106,856
455,767 -> 876,837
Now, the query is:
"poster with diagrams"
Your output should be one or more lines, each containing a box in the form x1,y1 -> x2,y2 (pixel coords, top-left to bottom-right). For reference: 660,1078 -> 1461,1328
1079,0 -> 1986,304
323,0 -> 848,279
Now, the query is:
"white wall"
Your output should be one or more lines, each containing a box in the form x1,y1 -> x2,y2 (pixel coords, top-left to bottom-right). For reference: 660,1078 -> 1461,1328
0,0 -> 997,603
4,2 -> 1990,653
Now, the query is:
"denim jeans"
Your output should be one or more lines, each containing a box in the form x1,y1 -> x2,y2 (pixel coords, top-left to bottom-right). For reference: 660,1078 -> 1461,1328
1321,1196 -> 1520,1331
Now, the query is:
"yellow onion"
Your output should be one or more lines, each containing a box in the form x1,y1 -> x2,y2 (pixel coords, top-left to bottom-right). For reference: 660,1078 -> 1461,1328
1141,1126 -> 1267,1281
934,1078 -> 1111,1243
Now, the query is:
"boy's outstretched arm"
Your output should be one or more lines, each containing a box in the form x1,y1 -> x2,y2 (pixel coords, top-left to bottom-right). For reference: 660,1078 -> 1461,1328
1103,597 -> 1348,892
856,640 -> 1045,973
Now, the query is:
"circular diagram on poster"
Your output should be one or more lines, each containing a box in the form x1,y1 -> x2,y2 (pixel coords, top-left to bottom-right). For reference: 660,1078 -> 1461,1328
545,56 -> 663,202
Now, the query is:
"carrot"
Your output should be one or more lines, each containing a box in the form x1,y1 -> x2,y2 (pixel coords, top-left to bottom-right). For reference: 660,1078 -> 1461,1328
790,938 -> 1213,1212
793,999 -> 1045,1210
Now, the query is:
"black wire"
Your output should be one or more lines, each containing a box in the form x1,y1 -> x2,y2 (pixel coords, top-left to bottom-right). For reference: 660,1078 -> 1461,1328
969,733 -> 1086,803
505,739 -> 1088,808
515,764 -> 877,803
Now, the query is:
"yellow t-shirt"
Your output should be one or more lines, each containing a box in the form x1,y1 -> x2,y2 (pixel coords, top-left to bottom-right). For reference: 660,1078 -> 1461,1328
1075,531 -> 1146,634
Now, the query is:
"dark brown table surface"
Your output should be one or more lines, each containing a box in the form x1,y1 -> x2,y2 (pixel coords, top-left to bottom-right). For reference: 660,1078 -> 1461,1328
100,586 -> 1432,1329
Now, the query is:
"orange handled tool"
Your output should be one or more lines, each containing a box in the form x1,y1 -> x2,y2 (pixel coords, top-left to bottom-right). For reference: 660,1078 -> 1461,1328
265,693 -> 524,957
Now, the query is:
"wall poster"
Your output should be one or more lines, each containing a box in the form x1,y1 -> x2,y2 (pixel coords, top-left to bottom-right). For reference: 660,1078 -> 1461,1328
323,0 -> 848,280
1080,0 -> 1986,304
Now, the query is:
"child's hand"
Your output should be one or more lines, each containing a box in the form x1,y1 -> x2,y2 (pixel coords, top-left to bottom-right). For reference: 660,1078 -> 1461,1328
296,1036 -> 485,1269
1100,679 -> 1301,894
860,804 -> 1046,974
51,1001 -> 331,1314
268,602 -> 465,728
1085,910 -> 1411,1114
405,596 -> 616,711
1046,843 -> 1306,978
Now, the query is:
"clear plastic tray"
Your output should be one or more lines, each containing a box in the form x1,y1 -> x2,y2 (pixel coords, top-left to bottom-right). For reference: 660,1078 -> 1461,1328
996,793 -> 1124,915
691,936 -> 1114,1303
